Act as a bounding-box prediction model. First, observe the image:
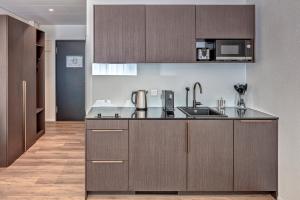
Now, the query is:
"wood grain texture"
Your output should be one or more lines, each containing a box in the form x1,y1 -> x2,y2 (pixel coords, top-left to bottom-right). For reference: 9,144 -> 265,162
234,120 -> 278,191
86,130 -> 128,161
0,16 -> 8,167
86,120 -> 128,130
129,120 -> 187,191
94,5 -> 146,63
7,16 -> 25,166
188,120 -> 234,191
87,161 -> 128,191
0,122 -> 274,199
146,5 -> 196,63
196,5 -> 255,39
23,25 -> 37,150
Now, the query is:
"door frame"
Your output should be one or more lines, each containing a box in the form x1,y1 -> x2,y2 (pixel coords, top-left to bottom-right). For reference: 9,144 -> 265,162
55,40 -> 86,121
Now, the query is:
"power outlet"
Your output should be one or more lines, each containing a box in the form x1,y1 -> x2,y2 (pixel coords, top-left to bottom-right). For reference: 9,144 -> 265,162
150,89 -> 158,96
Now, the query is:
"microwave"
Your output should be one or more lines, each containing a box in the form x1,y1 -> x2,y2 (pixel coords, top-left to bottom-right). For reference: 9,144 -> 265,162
215,40 -> 253,61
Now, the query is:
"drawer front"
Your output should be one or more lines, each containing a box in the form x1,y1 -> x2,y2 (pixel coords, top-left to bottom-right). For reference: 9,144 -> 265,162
86,120 -> 128,130
86,161 -> 128,191
87,130 -> 128,161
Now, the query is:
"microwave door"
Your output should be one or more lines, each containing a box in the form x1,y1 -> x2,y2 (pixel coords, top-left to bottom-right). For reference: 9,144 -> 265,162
216,40 -> 246,61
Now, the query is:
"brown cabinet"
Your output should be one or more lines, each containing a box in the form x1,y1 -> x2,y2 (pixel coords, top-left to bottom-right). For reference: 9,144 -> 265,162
94,5 -> 146,63
85,120 -> 129,192
234,120 -> 278,191
196,5 -> 255,39
87,160 -> 128,191
129,120 -> 187,191
146,5 -> 196,63
187,120 -> 234,191
0,16 -> 45,167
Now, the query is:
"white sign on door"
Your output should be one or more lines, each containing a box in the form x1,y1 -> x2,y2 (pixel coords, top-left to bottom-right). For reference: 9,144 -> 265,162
66,56 -> 83,68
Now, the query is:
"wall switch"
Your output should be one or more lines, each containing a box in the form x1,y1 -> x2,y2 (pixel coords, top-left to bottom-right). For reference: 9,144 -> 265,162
150,89 -> 158,96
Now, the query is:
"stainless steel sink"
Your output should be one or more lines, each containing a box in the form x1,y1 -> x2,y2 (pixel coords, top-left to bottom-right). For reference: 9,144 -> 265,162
178,107 -> 227,117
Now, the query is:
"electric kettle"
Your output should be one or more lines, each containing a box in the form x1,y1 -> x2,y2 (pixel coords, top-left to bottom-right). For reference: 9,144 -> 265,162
131,90 -> 148,110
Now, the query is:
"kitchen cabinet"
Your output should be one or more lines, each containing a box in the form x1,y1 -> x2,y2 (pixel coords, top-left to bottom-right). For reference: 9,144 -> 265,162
94,5 -> 146,63
0,15 -> 45,167
196,5 -> 255,39
129,120 -> 187,191
86,120 -> 129,192
234,120 -> 278,191
146,5 -> 196,63
187,120 -> 234,191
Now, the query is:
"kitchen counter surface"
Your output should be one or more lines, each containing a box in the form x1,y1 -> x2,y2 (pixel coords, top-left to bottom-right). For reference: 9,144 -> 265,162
86,107 -> 278,120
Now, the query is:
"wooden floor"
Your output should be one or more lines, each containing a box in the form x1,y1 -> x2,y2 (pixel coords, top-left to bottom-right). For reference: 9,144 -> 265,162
0,122 -> 275,200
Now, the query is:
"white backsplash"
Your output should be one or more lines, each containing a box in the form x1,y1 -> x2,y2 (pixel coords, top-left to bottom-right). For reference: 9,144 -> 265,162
92,63 -> 246,107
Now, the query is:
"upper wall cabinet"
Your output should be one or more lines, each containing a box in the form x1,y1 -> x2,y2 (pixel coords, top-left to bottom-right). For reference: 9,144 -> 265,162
94,5 -> 146,63
146,6 -> 196,63
196,5 -> 255,39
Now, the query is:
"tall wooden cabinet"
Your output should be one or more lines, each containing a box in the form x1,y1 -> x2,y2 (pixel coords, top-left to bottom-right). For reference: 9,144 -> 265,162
0,15 -> 45,167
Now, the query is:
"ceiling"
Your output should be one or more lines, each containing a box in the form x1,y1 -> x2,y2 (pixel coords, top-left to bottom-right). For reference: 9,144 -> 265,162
0,0 -> 86,25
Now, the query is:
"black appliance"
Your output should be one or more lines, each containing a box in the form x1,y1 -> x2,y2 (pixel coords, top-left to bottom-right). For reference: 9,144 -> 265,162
161,90 -> 175,113
216,40 -> 253,61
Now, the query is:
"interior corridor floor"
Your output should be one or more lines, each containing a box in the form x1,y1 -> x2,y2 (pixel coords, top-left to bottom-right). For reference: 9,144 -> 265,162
0,122 -> 275,200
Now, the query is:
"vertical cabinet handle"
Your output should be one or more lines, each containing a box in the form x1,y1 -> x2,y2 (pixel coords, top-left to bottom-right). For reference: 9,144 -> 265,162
186,121 -> 189,153
22,81 -> 27,151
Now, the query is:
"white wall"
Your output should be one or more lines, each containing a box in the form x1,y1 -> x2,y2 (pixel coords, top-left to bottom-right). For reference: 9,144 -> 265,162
246,0 -> 300,200
40,25 -> 86,121
86,0 -> 248,109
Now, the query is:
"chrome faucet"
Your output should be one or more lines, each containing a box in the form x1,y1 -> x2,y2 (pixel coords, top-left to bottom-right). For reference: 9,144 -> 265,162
193,82 -> 203,108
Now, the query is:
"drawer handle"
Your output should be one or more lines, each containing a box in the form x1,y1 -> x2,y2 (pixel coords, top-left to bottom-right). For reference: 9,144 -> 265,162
91,130 -> 124,133
240,120 -> 273,123
91,161 -> 124,164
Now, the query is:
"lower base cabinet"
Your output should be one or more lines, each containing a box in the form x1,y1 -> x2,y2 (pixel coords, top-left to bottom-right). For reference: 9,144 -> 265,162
85,119 -> 278,196
129,120 -> 187,191
86,161 -> 128,191
188,120 -> 233,191
234,120 -> 278,191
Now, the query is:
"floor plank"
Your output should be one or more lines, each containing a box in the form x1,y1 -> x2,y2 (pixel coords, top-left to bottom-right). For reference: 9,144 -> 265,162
0,122 -> 275,200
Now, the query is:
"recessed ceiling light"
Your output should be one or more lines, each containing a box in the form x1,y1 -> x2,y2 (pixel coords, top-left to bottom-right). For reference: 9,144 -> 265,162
49,8 -> 54,12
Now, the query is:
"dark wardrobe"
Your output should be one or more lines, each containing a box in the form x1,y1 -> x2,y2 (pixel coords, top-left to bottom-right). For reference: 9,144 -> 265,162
0,15 -> 45,167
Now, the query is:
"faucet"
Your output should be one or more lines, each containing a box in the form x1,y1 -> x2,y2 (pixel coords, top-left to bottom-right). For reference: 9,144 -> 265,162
192,82 -> 203,108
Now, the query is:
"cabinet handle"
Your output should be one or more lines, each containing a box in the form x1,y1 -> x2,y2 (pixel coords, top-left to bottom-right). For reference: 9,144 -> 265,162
22,81 -> 27,151
186,121 -> 190,153
91,130 -> 124,133
240,120 -> 273,123
91,161 -> 124,164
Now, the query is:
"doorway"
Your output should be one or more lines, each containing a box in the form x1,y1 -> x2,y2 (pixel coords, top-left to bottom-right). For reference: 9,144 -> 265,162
56,40 -> 85,121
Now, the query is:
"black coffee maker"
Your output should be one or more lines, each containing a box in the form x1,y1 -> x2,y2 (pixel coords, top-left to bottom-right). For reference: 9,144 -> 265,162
234,84 -> 247,110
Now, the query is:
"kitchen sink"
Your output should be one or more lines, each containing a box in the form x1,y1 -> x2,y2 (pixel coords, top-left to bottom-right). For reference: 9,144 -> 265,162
178,107 -> 227,117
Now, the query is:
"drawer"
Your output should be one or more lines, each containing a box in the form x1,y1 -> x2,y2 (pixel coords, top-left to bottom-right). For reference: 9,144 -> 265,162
86,120 -> 128,130
86,130 -> 128,161
86,160 -> 128,191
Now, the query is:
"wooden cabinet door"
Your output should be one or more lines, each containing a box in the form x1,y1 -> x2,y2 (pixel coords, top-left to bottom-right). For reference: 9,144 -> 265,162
7,17 -> 26,165
129,120 -> 187,191
234,120 -> 277,191
196,5 -> 255,39
188,120 -> 234,191
23,25 -> 37,150
94,5 -> 145,63
146,6 -> 196,63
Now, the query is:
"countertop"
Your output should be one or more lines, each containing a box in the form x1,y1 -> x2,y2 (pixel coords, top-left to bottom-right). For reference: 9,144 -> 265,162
86,107 -> 278,120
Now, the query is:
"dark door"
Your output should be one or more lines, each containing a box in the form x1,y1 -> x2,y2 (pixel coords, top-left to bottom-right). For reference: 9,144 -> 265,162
56,40 -> 85,121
